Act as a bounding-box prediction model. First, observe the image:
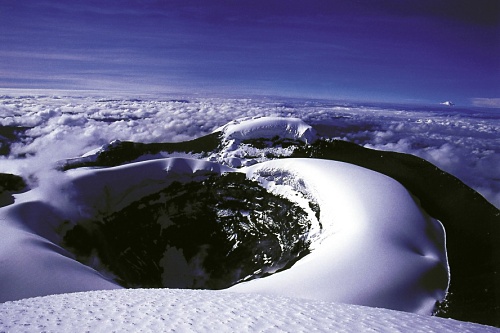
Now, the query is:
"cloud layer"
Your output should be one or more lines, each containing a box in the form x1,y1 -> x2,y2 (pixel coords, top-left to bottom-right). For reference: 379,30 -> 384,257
0,92 -> 498,208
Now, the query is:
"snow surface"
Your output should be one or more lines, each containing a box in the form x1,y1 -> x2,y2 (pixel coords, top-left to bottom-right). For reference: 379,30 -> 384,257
217,116 -> 317,144
1,289 -> 497,333
230,159 -> 448,314
64,157 -> 233,216
0,204 -> 120,303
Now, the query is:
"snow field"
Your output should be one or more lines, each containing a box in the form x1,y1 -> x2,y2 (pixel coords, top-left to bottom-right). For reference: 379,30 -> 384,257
0,289 -> 497,333
64,157 -> 234,216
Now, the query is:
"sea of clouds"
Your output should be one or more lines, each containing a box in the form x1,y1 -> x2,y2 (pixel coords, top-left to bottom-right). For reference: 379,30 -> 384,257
0,91 -> 498,208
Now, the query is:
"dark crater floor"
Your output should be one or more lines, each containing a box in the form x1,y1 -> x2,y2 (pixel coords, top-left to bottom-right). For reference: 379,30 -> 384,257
62,172 -> 313,289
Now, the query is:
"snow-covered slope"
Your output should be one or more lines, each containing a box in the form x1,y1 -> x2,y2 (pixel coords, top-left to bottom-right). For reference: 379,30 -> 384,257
230,159 -> 448,314
64,157 -> 233,216
217,116 -> 317,144
1,289 -> 497,333
0,202 -> 120,303
0,158 -> 233,302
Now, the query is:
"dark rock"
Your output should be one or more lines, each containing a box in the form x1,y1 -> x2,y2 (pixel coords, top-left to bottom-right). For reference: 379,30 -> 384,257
62,173 -> 311,289
0,126 -> 31,156
60,132 -> 221,170
0,173 -> 27,192
0,173 -> 28,208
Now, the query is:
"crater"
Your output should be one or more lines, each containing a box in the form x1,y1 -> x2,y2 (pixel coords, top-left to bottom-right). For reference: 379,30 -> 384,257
61,173 -> 313,289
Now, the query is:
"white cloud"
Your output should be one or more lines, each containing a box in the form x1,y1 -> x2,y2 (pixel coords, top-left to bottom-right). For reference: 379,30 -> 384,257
326,107 -> 500,208
0,50 -> 97,62
0,92 -> 498,208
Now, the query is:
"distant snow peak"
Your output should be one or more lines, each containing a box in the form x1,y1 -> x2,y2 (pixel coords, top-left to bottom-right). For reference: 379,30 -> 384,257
440,101 -> 455,106
211,117 -> 318,168
218,116 -> 318,144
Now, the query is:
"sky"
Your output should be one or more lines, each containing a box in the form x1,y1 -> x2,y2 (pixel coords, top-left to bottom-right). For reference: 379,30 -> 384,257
0,0 -> 499,106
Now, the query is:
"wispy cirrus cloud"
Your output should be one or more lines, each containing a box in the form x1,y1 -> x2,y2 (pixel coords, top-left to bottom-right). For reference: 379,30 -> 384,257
1,0 -> 498,105
0,51 -> 97,62
470,98 -> 500,108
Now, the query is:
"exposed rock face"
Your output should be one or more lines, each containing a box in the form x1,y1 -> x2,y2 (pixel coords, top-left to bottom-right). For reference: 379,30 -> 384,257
0,173 -> 27,207
0,126 -> 31,157
0,173 -> 26,193
63,173 -> 312,289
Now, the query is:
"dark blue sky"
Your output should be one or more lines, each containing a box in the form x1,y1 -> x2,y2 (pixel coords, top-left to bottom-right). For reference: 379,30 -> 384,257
1,0 -> 499,106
